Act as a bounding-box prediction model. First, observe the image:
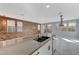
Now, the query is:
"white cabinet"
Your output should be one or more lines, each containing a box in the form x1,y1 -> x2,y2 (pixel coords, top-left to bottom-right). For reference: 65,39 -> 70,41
32,39 -> 52,55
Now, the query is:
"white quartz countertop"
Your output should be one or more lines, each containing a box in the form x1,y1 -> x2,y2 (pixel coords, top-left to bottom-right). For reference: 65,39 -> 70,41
0,37 -> 50,55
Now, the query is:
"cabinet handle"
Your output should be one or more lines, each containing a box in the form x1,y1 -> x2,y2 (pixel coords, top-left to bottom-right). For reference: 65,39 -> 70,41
36,52 -> 40,55
48,45 -> 50,50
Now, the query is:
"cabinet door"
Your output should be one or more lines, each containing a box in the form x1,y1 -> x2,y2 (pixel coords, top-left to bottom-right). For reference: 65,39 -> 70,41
47,39 -> 52,55
32,39 -> 52,55
43,39 -> 52,55
32,43 -> 48,55
53,37 -> 57,53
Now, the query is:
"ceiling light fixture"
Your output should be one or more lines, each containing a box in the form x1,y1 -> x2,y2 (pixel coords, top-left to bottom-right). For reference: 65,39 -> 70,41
59,12 -> 64,26
46,5 -> 50,8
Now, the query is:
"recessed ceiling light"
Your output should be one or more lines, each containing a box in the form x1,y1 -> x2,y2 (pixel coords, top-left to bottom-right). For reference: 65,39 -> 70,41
46,5 -> 51,8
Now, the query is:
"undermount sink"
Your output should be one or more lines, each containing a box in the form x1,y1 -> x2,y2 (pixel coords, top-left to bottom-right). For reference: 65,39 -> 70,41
41,36 -> 49,39
34,36 -> 50,42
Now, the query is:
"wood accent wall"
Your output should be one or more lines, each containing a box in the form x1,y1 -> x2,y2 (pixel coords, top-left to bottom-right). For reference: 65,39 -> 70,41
0,17 -> 7,32
0,16 -> 40,41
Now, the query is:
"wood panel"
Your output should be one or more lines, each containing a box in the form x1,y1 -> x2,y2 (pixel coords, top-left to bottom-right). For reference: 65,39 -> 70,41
0,17 -> 7,32
0,16 -> 40,41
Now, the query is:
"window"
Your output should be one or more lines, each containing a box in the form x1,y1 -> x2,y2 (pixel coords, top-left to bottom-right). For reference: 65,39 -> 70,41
60,23 -> 68,31
64,23 -> 67,27
37,25 -> 41,31
7,20 -> 15,32
37,24 -> 41,33
69,22 -> 76,27
41,25 -> 46,33
17,21 -> 23,32
68,22 -> 76,31
43,25 -> 46,33
47,24 -> 52,33
60,22 -> 76,32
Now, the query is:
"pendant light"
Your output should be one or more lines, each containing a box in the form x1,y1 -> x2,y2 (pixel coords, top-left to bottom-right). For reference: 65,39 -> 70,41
59,12 -> 64,26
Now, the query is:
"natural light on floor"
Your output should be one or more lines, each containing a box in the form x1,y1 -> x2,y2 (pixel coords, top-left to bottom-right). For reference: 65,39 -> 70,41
62,38 -> 79,44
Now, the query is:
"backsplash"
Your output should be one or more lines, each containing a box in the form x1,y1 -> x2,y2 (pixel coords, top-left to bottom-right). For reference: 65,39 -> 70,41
0,16 -> 40,41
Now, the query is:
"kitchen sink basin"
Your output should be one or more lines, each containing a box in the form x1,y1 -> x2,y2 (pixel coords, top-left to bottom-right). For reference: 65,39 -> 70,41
41,36 -> 49,39
34,36 -> 50,42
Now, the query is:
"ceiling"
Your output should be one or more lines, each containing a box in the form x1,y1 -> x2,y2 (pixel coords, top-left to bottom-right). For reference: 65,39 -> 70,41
0,3 -> 79,23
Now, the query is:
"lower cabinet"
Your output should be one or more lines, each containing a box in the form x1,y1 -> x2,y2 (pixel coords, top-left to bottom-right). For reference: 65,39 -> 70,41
32,39 -> 52,55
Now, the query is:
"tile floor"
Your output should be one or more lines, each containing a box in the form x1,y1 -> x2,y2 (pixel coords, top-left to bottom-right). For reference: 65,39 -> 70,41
53,37 -> 79,55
